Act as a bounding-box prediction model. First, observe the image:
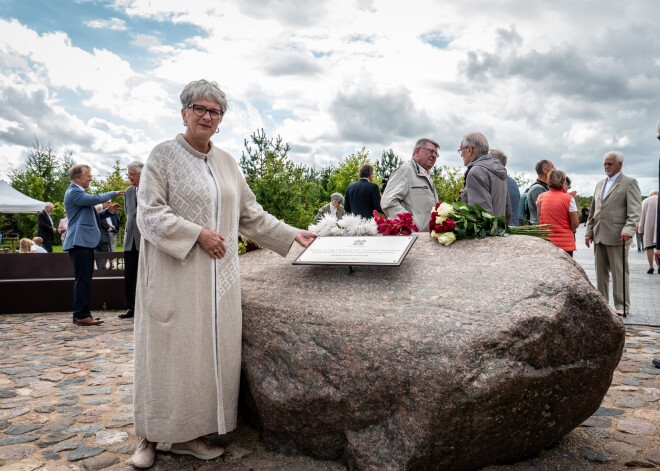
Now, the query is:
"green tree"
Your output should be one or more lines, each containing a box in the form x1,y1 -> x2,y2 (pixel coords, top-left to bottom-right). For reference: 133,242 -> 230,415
90,160 -> 129,245
377,149 -> 403,180
240,129 -> 321,228
510,172 -> 532,189
327,147 -> 376,196
431,166 -> 465,203
7,139 -> 75,242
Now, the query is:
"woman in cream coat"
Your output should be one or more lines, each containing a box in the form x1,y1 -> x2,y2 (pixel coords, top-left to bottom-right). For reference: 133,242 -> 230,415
130,79 -> 316,468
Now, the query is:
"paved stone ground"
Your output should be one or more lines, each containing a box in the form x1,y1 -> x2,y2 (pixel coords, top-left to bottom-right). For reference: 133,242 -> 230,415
573,224 -> 660,327
1,311 -> 660,470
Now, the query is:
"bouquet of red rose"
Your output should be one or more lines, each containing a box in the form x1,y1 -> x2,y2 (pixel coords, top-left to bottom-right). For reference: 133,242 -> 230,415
373,211 -> 418,235
429,201 -> 551,245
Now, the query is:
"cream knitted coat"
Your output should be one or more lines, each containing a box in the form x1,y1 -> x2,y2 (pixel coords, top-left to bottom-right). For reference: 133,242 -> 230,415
134,134 -> 298,442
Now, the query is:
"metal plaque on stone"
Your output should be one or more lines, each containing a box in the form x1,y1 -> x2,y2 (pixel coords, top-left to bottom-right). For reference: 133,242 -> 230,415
293,235 -> 417,266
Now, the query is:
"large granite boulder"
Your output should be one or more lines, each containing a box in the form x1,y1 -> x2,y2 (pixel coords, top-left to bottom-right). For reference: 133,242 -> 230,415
239,235 -> 625,471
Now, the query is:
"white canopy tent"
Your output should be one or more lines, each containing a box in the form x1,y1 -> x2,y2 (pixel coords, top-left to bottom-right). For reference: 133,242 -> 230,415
0,180 -> 46,213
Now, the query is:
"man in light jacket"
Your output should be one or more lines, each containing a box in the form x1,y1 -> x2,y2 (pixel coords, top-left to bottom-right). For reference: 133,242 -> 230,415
458,132 -> 511,222
585,151 -> 642,316
119,161 -> 143,319
381,138 -> 439,231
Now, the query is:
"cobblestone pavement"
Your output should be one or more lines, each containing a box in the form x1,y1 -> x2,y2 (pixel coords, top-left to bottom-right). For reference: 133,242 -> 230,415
1,311 -> 659,471
573,224 -> 660,327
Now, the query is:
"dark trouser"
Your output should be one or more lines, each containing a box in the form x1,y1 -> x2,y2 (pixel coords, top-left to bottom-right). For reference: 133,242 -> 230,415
124,248 -> 139,310
68,246 -> 95,320
42,234 -> 53,252
95,243 -> 110,269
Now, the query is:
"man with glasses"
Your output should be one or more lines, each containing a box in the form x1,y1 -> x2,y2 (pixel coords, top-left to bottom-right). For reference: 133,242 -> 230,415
458,132 -> 511,221
381,138 -> 439,231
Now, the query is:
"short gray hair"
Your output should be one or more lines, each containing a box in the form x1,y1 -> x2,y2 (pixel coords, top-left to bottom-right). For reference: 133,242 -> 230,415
330,193 -> 344,204
650,189 -> 659,196
461,132 -> 489,155
603,151 -> 624,164
413,138 -> 440,155
180,79 -> 228,114
127,161 -> 144,173
490,149 -> 507,167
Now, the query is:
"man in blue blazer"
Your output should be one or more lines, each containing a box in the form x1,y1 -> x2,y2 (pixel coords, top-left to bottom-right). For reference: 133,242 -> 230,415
64,164 -> 124,326
344,164 -> 382,219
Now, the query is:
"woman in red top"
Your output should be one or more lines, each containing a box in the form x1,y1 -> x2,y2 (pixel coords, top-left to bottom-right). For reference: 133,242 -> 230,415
537,170 -> 579,256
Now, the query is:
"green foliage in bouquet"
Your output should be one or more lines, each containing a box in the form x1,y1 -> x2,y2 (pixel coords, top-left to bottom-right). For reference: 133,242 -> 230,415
451,201 -> 509,239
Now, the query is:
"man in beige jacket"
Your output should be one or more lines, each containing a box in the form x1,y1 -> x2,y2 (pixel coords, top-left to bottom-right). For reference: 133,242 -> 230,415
585,151 -> 642,315
381,138 -> 439,231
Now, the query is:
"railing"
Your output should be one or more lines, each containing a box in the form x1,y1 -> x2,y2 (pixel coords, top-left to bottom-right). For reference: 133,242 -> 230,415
0,252 -> 125,314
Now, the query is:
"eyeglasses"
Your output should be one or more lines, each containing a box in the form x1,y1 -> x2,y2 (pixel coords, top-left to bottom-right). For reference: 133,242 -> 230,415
419,147 -> 438,156
188,104 -> 223,120
457,146 -> 472,154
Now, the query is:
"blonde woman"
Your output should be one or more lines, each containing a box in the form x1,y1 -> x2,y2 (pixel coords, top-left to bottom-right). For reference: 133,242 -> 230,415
19,238 -> 34,253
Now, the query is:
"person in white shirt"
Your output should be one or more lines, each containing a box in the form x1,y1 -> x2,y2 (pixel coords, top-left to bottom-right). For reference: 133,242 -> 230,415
31,237 -> 48,253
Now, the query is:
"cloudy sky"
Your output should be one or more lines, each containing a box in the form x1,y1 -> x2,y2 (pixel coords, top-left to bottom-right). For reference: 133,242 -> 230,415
1,0 -> 659,196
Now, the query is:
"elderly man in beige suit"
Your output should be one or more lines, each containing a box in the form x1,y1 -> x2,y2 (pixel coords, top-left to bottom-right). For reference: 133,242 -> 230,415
585,151 -> 642,315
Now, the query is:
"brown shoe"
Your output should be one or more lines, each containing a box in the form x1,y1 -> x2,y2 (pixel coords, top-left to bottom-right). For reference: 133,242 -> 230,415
170,437 -> 224,460
75,317 -> 104,326
129,438 -> 156,468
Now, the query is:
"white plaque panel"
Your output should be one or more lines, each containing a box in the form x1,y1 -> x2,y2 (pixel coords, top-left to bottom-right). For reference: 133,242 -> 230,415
293,235 -> 417,266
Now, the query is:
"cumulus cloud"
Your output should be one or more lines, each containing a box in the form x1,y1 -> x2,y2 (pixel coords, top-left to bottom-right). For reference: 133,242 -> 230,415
236,0 -> 326,27
84,18 -> 127,30
2,1 -> 660,195
330,85 -> 434,143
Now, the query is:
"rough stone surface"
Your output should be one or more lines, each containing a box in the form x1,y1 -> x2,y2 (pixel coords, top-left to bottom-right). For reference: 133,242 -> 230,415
602,441 -> 640,457
648,448 -> 660,465
616,417 -> 657,435
41,451 -> 60,461
67,445 -> 106,461
81,454 -> 119,470
592,407 -> 625,417
36,433 -> 77,448
4,424 -> 42,435
581,428 -> 610,439
94,430 -> 128,446
0,435 -> 39,446
579,446 -> 612,462
239,236 -> 626,471
612,431 -> 653,448
1,459 -> 44,471
0,445 -> 34,460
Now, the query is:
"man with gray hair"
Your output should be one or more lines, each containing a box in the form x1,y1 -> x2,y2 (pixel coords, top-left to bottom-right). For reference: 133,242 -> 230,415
119,161 -> 143,319
381,138 -> 439,231
37,202 -> 56,252
491,149 -> 520,226
314,193 -> 346,223
458,133 -> 511,221
585,151 -> 642,315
